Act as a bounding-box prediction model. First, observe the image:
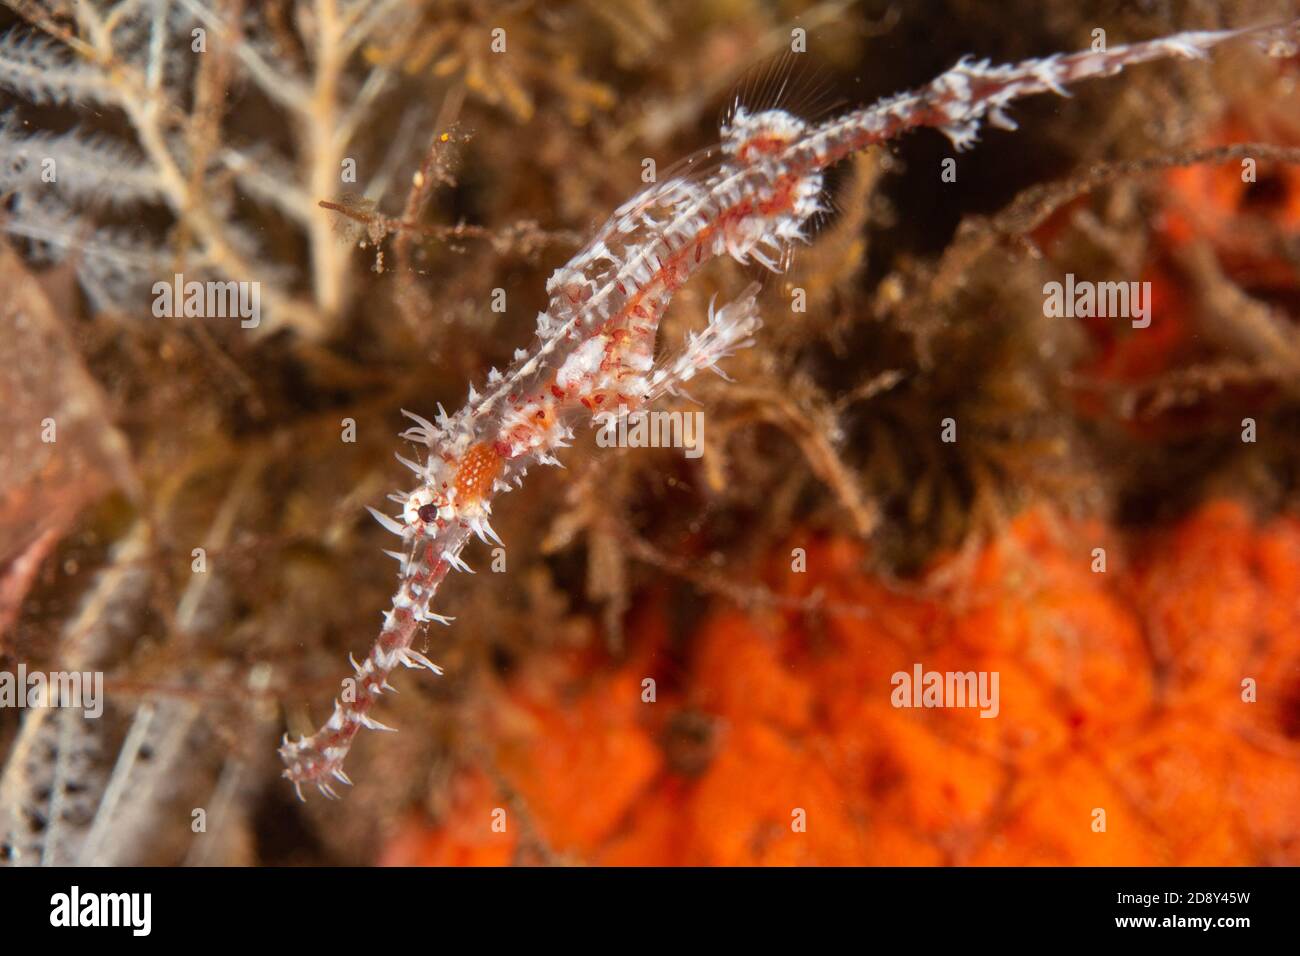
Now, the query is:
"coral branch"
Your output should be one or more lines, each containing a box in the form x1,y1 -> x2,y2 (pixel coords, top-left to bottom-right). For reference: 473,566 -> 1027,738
0,0 -> 410,333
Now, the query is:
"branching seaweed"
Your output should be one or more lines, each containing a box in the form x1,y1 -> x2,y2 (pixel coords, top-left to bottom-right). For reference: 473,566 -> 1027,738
0,0 -> 412,333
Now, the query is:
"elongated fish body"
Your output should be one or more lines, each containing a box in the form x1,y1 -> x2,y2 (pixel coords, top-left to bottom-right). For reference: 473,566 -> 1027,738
282,19 -> 1299,796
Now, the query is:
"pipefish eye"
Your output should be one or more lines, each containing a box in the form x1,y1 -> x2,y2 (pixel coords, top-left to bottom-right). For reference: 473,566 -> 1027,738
417,503 -> 439,523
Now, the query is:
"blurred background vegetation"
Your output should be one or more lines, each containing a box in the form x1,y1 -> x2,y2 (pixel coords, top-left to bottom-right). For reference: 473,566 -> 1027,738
1,0 -> 1297,864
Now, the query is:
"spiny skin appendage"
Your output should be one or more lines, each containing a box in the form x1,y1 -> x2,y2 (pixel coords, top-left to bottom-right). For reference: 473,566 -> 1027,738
281,18 -> 1299,795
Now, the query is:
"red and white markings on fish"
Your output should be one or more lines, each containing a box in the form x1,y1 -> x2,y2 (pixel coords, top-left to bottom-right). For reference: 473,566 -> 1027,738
280,19 -> 1300,797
